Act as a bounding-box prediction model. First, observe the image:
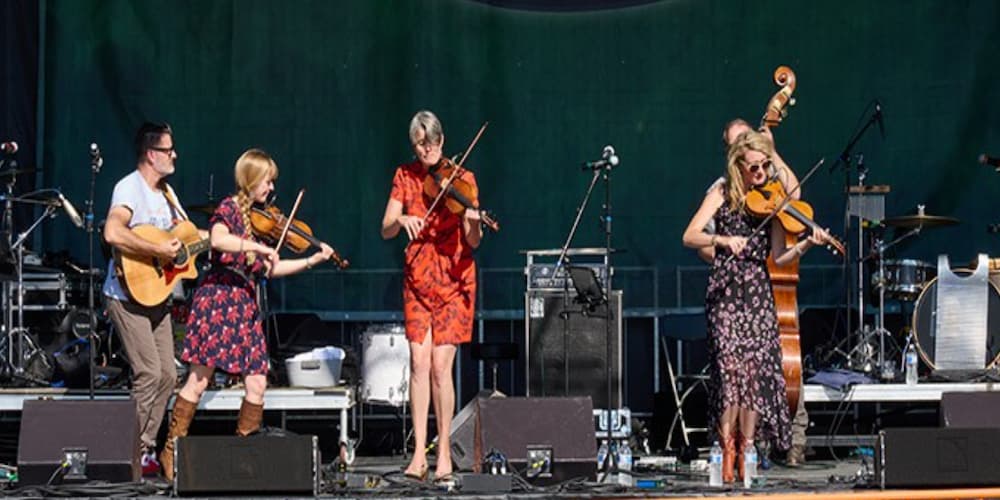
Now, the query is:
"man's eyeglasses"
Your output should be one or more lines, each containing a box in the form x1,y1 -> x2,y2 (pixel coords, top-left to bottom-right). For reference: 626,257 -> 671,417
150,146 -> 176,155
743,159 -> 772,174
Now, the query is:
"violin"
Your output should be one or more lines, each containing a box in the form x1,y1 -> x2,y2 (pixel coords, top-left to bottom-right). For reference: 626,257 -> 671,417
249,204 -> 350,268
745,180 -> 846,256
418,121 -> 500,233
423,157 -> 500,232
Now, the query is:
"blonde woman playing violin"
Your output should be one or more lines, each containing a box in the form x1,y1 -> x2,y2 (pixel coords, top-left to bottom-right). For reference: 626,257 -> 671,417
682,130 -> 830,483
158,149 -> 333,480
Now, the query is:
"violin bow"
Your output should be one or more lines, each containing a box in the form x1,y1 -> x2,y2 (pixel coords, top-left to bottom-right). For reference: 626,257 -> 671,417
419,121 -> 490,227
275,188 -> 305,252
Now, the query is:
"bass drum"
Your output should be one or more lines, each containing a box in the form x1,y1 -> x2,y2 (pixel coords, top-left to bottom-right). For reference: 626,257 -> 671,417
912,269 -> 1000,370
360,324 -> 410,407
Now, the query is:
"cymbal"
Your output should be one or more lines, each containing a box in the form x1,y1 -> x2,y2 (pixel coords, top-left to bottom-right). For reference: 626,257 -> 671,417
883,214 -> 960,228
0,167 -> 36,177
185,202 -> 217,215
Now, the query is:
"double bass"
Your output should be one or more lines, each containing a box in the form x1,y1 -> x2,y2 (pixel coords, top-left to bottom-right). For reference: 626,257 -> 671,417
759,65 -> 804,415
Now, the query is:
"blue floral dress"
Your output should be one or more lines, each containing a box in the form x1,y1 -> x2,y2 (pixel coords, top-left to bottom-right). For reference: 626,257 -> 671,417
705,200 -> 791,450
181,197 -> 269,375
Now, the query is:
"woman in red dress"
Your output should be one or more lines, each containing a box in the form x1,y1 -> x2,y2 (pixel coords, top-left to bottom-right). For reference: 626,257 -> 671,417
158,149 -> 334,480
381,110 -> 483,482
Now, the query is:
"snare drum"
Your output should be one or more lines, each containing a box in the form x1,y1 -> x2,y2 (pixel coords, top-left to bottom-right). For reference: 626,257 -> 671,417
360,324 -> 410,406
872,259 -> 935,300
912,270 -> 1000,370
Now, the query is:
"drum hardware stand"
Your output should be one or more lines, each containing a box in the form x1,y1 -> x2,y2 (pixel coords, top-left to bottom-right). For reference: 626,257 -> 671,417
2,196 -> 58,385
855,223 -> 921,380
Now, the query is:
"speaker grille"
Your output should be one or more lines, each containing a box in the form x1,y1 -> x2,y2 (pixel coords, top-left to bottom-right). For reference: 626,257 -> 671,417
524,290 -> 622,409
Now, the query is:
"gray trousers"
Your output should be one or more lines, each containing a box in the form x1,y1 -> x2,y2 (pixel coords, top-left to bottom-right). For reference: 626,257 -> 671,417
106,298 -> 178,449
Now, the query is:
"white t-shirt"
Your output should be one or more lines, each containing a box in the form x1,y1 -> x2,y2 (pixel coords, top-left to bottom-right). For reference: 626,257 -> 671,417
102,170 -> 187,302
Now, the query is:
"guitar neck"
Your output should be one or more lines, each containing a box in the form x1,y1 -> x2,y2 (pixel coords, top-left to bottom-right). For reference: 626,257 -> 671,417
188,237 -> 211,257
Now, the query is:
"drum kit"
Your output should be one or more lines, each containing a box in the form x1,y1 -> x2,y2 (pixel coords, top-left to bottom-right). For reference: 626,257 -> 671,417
840,197 -> 998,379
0,155 -> 102,387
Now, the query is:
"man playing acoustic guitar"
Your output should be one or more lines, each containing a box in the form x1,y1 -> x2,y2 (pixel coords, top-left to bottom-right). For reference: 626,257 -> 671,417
102,122 -> 191,476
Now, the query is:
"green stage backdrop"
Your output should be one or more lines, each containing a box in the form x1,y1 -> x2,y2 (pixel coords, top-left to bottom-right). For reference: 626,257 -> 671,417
36,0 -> 1000,311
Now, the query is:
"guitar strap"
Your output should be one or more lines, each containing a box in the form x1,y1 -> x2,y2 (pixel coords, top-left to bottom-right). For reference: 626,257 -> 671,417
160,182 -> 189,222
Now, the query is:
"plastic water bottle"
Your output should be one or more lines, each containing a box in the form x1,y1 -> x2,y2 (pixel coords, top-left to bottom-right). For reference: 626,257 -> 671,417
596,440 -> 609,471
617,442 -> 633,486
743,442 -> 757,489
905,343 -> 919,385
708,440 -> 723,487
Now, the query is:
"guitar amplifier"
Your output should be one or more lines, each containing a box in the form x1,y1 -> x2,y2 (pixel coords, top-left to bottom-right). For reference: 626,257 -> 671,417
525,263 -> 609,291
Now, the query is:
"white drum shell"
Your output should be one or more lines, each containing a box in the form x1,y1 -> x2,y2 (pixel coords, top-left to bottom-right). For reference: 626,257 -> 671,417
361,324 -> 410,406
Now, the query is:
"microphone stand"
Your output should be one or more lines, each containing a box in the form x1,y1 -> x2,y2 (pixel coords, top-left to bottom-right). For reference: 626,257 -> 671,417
553,159 -> 617,481
829,102 -> 882,369
85,150 -> 102,399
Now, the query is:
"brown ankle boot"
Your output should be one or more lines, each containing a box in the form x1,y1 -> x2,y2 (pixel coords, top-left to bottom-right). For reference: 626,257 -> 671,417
160,395 -> 197,481
721,434 -> 736,483
733,431 -> 743,480
235,399 -> 264,436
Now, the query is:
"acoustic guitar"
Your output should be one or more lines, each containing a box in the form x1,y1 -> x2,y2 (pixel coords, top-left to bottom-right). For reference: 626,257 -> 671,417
114,220 -> 209,306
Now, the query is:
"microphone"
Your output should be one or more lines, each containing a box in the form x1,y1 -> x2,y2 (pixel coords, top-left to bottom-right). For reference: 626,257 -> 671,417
582,145 -> 620,170
979,154 -> 1000,170
89,143 -> 104,170
874,101 -> 885,138
57,192 -> 85,228
1,141 -> 17,154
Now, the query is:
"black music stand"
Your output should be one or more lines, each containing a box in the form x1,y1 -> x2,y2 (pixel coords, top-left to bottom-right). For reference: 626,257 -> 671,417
568,265 -> 607,314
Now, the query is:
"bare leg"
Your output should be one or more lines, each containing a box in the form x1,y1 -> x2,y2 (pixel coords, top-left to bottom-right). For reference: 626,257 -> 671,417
430,343 -> 457,479
178,364 -> 213,403
738,407 -> 759,447
244,374 -> 267,405
404,329 -> 433,477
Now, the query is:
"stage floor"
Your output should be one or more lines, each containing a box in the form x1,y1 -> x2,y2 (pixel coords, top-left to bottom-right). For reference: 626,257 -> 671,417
5,454 -> 997,499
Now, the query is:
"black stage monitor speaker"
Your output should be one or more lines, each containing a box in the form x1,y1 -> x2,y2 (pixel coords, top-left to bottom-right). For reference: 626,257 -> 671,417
877,427 -> 1000,488
474,397 -> 596,484
174,434 -> 319,495
449,389 -> 503,471
525,290 -> 622,409
17,399 -> 139,485
941,392 -> 1000,427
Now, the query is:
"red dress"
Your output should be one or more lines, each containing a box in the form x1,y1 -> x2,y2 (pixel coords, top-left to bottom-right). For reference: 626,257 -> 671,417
390,161 -> 477,346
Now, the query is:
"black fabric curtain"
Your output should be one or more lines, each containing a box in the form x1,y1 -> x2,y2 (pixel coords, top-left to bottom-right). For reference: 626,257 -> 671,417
1,0 -> 40,256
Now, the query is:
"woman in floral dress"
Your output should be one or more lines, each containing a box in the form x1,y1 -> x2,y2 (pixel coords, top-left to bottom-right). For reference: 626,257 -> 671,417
682,130 -> 831,483
157,149 -> 333,480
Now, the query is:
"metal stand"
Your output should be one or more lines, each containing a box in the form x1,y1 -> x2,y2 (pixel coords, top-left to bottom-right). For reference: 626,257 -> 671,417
850,224 -> 920,379
553,148 -> 618,480
2,200 -> 58,385
828,101 -> 885,372
85,145 -> 103,398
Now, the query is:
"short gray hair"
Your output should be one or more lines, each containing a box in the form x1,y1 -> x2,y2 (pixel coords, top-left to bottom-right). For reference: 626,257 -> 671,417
409,110 -> 443,145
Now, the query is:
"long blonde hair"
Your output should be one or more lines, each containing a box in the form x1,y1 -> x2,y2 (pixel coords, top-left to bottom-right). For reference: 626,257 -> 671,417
724,130 -> 774,211
233,148 -> 279,236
